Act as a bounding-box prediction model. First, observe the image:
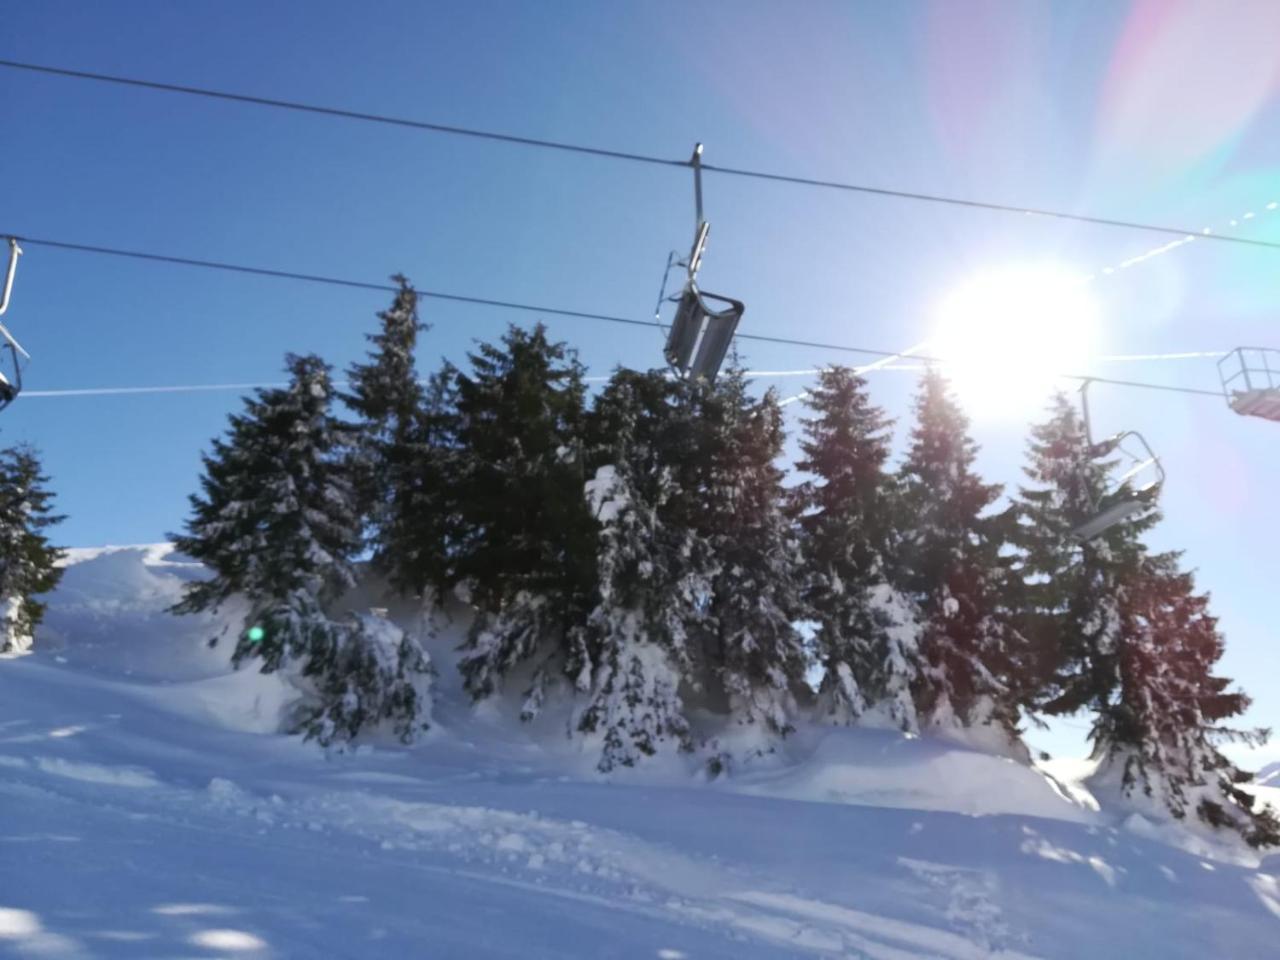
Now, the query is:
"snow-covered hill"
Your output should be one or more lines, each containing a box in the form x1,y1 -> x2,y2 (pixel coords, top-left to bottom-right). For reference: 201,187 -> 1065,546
1257,762 -> 1280,788
2,547 -> 1278,958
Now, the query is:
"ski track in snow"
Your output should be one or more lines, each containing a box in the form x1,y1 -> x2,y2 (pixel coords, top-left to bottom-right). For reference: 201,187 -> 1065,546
897,857 -> 1018,955
1,737 -> 1029,960
3,667 -> 1278,960
5,548 -> 1280,959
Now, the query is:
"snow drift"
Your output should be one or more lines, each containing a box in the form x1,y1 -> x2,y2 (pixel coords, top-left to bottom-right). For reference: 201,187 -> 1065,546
0,546 -> 1277,958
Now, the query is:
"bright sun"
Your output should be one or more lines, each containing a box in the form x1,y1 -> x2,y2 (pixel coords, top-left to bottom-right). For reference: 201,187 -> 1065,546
930,263 -> 1102,418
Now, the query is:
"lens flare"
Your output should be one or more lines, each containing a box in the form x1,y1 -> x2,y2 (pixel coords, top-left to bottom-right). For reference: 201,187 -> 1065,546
932,262 -> 1102,418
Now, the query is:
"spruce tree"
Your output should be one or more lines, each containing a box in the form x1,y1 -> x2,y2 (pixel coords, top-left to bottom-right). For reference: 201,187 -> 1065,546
1096,552 -> 1279,846
172,354 -> 431,743
695,366 -> 808,736
1014,392 -> 1153,722
342,279 -> 460,600
452,324 -> 598,713
342,276 -> 428,562
173,353 -> 360,666
376,363 -> 463,600
0,445 -> 65,654
574,371 -> 702,768
295,611 -> 435,747
796,366 -> 920,729
898,368 -> 1024,743
1016,393 -> 1274,842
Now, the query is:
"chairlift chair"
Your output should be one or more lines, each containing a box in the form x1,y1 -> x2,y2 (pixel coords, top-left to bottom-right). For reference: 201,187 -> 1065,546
655,145 -> 745,383
0,238 -> 27,413
0,352 -> 20,412
664,284 -> 745,382
1069,379 -> 1165,542
1218,347 -> 1280,422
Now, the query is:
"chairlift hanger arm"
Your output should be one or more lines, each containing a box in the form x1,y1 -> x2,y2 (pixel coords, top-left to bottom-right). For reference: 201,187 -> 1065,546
691,143 -> 704,229
0,239 -> 29,363
1079,378 -> 1094,446
685,146 -> 710,280
687,220 -> 709,280
0,238 -> 22,317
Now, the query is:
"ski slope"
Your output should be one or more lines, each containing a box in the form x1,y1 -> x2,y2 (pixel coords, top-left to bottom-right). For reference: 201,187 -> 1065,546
1,547 -> 1278,959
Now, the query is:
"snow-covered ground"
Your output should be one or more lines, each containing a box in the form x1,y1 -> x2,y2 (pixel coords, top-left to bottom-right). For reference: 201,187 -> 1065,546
2,547 -> 1278,958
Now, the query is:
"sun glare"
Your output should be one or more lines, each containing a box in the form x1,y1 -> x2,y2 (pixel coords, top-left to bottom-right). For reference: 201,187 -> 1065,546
931,263 -> 1102,418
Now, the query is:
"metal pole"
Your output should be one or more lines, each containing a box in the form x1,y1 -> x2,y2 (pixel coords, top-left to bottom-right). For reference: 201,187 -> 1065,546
691,143 -> 704,228
0,238 -> 22,317
1080,378 -> 1094,446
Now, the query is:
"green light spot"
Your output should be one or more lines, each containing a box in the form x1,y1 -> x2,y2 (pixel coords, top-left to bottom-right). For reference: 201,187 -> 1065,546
246,625 -> 266,644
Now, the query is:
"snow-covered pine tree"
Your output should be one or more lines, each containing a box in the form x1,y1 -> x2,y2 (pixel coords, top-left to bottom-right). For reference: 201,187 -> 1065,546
0,444 -> 65,654
172,353 -> 360,667
898,368 -> 1024,744
695,364 -> 808,736
171,353 -> 432,744
1015,394 -> 1274,841
341,278 -> 461,600
1095,552 -> 1279,846
452,324 -> 598,714
575,369 -> 703,769
295,610 -> 435,747
796,366 -> 920,730
341,275 -> 427,560
375,363 -> 463,600
1013,392 -> 1153,724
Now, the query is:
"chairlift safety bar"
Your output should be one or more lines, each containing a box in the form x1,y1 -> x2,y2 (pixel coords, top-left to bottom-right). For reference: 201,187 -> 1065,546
1218,346 -> 1279,396
0,322 -> 28,360
1114,456 -> 1160,489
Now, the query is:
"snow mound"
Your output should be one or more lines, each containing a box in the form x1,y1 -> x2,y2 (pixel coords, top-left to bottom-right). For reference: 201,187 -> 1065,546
38,544 -> 233,681
35,544 -> 295,734
32,755 -> 160,788
733,726 -> 1095,822
139,668 -> 296,736
4,548 -> 1280,957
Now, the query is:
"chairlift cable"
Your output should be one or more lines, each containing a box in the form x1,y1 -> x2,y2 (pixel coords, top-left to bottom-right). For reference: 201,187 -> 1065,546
18,371 -> 1224,402
0,59 -> 683,171
6,234 -> 659,330
1068,376 -> 1220,399
5,58 -> 1280,251
2,231 -> 1230,402
699,162 -> 1280,251
22,374 -> 625,399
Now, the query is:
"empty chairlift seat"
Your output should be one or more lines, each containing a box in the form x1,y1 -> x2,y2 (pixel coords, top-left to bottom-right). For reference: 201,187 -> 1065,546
655,147 -> 745,383
1070,431 -> 1165,542
664,284 -> 745,382
1232,390 -> 1280,420
1219,347 -> 1280,422
0,337 -> 22,411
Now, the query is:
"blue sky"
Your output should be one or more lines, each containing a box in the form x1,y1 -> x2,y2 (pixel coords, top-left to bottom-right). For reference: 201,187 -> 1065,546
2,0 -> 1278,760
